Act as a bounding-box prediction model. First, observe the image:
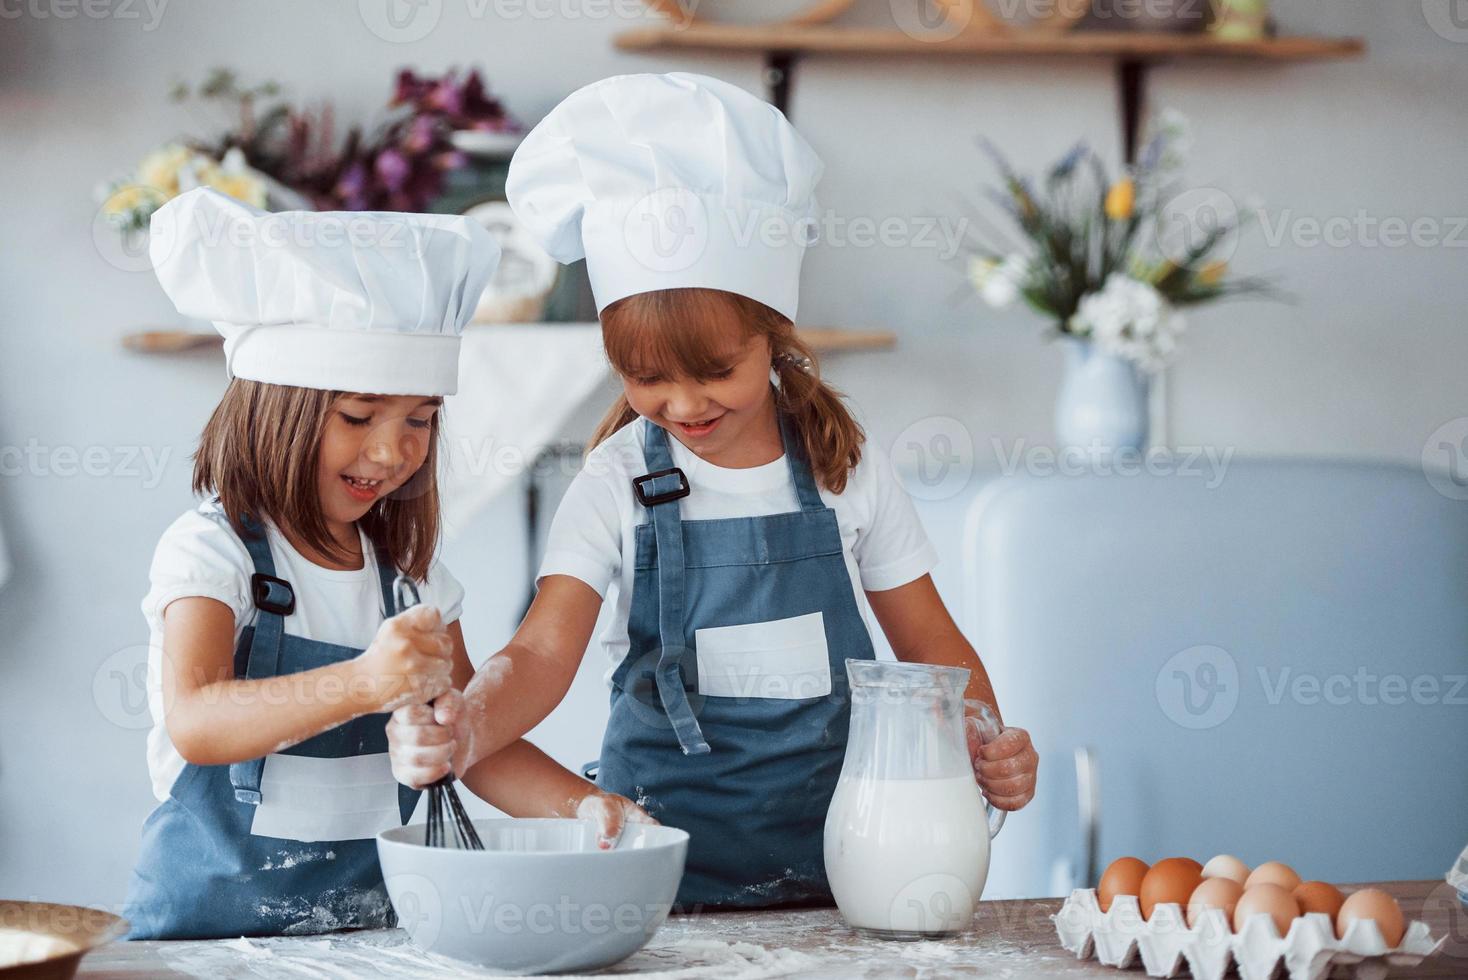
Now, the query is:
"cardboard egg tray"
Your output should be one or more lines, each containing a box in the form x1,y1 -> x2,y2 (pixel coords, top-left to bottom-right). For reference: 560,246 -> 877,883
1051,888 -> 1446,980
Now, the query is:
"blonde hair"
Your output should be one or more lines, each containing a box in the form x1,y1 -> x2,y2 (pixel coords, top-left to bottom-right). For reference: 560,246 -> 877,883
590,288 -> 864,494
193,380 -> 443,580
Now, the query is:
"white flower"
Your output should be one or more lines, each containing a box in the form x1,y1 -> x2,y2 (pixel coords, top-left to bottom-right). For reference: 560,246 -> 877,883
1068,273 -> 1185,372
969,253 -> 1030,310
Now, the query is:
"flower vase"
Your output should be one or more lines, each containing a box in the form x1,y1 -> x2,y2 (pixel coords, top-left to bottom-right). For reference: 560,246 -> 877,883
1054,337 -> 1150,454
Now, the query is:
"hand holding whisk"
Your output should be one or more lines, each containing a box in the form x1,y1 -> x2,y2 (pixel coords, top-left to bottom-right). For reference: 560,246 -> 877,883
393,574 -> 484,851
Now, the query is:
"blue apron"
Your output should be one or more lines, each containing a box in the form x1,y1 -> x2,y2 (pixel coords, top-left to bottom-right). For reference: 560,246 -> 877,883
123,521 -> 420,939
595,415 -> 876,909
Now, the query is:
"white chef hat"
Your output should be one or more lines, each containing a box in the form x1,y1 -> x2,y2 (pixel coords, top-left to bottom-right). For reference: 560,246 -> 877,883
505,72 -> 823,322
148,187 -> 500,396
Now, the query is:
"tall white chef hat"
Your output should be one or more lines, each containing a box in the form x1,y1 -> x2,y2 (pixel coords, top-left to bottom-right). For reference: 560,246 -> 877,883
505,71 -> 823,322
149,187 -> 500,396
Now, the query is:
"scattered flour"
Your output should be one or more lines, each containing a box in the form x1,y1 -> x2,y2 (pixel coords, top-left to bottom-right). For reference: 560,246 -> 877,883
260,848 -> 337,871
156,910 -> 1075,979
159,930 -> 815,979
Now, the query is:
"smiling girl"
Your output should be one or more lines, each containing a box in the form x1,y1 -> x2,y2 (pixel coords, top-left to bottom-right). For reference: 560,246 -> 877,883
387,73 -> 1039,909
121,188 -> 642,940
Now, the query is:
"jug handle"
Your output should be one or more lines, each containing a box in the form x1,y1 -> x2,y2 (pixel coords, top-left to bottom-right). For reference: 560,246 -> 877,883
964,699 -> 1007,840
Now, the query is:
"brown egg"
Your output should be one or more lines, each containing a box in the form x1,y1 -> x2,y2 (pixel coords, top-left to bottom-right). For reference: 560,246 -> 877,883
1293,881 -> 1346,919
1186,877 -> 1244,927
1200,854 -> 1250,887
1139,857 -> 1204,919
1233,883 -> 1300,938
1336,888 -> 1405,947
1097,857 -> 1150,912
1245,861 -> 1301,892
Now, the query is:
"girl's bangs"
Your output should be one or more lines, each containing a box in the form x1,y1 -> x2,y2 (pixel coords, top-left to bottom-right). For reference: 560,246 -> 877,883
602,288 -> 756,380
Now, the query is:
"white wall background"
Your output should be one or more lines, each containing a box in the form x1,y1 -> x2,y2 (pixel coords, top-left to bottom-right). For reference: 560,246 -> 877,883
1,0 -> 1465,909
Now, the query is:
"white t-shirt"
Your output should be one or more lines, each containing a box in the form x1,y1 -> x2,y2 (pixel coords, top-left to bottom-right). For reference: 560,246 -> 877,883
538,420 -> 938,678
140,499 -> 464,802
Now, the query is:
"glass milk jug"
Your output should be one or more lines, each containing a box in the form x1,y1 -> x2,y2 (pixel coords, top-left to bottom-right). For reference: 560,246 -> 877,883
823,659 -> 1006,937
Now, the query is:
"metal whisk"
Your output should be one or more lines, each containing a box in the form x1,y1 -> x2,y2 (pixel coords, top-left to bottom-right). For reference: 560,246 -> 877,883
394,575 -> 484,851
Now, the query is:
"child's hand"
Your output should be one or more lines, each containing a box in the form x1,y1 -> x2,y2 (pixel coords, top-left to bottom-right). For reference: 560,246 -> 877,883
965,701 -> 1039,811
386,688 -> 473,789
355,605 -> 453,713
577,790 -> 657,850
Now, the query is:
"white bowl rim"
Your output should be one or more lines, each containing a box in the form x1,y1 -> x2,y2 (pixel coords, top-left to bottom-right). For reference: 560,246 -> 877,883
377,816 -> 690,856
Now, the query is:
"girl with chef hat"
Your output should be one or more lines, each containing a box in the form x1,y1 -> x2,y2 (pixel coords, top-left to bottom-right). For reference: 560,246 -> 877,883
122,188 -> 648,939
388,72 -> 1040,909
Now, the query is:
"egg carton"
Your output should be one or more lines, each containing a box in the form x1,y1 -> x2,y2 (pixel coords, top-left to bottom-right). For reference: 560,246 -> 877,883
1051,888 -> 1446,980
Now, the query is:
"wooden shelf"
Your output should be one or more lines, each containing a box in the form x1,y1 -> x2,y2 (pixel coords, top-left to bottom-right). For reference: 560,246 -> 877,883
121,326 -> 896,356
614,25 -> 1363,61
798,327 -> 896,352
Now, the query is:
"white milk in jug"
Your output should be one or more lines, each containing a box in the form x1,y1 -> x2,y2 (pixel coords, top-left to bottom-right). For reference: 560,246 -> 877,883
823,773 -> 990,935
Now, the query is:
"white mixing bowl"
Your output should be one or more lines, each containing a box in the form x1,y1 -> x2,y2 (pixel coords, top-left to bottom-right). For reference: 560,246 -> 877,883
377,818 -> 689,975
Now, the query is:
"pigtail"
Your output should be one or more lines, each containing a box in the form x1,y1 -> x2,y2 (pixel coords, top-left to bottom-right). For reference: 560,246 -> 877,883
771,333 -> 864,495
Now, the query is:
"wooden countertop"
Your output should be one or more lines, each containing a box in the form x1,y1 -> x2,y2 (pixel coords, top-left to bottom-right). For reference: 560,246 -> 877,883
78,880 -> 1464,978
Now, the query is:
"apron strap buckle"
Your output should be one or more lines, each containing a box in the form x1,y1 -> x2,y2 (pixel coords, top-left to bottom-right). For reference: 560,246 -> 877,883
633,467 -> 691,508
250,573 -> 296,616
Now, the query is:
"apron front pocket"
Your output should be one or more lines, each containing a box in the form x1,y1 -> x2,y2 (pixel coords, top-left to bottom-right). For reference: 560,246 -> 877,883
249,752 -> 404,843
695,611 -> 832,700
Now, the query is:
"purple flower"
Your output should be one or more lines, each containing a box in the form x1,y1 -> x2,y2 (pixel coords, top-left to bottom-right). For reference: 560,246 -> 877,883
374,148 -> 410,192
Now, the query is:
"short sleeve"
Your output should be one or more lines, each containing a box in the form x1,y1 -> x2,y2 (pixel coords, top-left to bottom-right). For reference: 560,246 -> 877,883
537,465 -> 624,598
851,442 -> 939,592
419,558 -> 466,625
141,507 -> 253,629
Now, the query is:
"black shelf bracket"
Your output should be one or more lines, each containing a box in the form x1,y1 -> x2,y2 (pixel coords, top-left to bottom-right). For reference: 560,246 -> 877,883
764,50 -> 797,116
769,47 -> 1150,163
1117,57 -> 1150,165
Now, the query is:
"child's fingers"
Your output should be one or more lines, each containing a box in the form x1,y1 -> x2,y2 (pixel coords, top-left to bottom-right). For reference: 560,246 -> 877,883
390,704 -> 435,727
403,724 -> 454,748
387,720 -> 452,753
597,807 -> 625,850
983,790 -> 1035,811
398,604 -> 443,633
978,727 -> 1032,762
980,763 -> 1037,809
976,753 -> 1032,781
433,690 -> 463,727
575,793 -> 629,849
978,771 -> 1033,798
388,739 -> 454,788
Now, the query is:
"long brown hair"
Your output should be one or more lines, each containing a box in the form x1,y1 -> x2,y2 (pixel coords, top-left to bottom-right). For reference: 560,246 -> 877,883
590,288 -> 864,494
193,379 -> 443,581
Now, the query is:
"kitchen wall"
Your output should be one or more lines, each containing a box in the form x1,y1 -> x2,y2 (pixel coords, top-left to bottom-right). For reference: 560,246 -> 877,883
1,0 -> 1465,907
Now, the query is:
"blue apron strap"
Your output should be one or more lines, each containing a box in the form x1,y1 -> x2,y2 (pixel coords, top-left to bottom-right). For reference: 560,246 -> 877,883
778,411 -> 825,512
374,548 -> 425,823
640,421 -> 710,756
375,552 -> 401,616
230,516 -> 293,805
